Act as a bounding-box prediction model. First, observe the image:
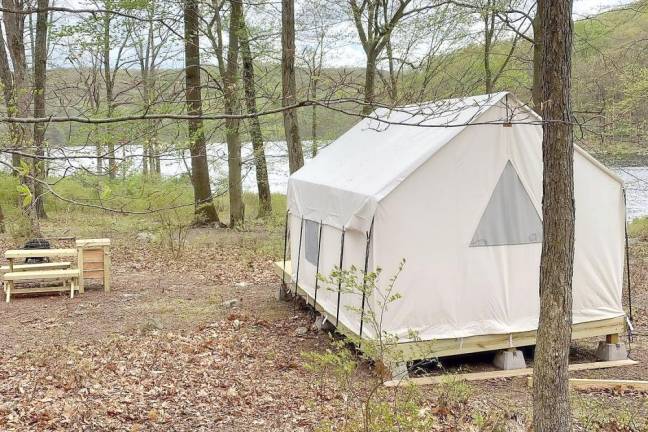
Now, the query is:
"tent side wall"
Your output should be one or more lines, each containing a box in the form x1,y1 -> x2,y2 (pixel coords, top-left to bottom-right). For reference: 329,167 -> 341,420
286,212 -> 376,339
371,101 -> 625,342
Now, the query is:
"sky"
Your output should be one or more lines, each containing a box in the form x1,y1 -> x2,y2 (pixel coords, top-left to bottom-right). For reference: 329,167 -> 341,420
322,0 -> 636,68
574,0 -> 632,16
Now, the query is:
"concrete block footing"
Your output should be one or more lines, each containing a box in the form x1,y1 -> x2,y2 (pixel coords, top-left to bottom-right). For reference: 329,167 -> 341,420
314,315 -> 335,332
276,283 -> 290,301
596,341 -> 628,361
388,361 -> 409,380
493,349 -> 527,370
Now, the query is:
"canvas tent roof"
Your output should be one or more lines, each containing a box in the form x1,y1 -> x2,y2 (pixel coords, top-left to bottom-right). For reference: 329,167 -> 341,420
288,92 -> 622,232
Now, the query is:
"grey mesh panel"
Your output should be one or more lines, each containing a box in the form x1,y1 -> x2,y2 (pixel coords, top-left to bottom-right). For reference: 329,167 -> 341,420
470,161 -> 543,247
304,219 -> 321,264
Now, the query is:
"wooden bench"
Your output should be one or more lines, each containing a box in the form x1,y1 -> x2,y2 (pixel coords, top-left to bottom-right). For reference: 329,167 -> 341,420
3,269 -> 80,302
3,248 -> 81,303
1,262 -> 72,272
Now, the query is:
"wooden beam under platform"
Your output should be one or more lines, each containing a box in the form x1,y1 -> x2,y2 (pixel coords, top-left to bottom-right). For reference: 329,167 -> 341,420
383,359 -> 638,387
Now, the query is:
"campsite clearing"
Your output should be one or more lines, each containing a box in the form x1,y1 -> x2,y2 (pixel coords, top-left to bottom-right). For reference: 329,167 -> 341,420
0,228 -> 646,431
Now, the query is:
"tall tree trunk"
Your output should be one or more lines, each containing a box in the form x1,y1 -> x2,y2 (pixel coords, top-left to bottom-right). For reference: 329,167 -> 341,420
0,21 -> 19,171
183,0 -> 222,225
311,78 -> 318,157
32,0 -> 48,220
0,204 -> 5,233
532,12 -> 543,114
483,13 -> 494,93
96,132 -> 103,174
240,18 -> 272,218
2,0 -> 30,170
142,145 -> 149,176
281,0 -> 304,173
223,0 -> 244,227
103,11 -> 116,180
362,49 -> 377,115
533,1 -> 575,431
385,37 -> 398,103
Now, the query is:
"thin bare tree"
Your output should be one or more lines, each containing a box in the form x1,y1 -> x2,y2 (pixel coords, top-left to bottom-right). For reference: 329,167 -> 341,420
281,0 -> 304,173
239,16 -> 272,217
31,0 -> 49,220
183,0 -> 223,225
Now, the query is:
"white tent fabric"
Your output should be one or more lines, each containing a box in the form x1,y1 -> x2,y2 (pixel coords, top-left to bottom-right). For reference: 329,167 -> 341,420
286,92 -> 626,343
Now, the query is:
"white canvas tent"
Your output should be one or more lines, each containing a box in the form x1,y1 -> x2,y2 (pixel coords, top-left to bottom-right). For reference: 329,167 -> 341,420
278,92 -> 626,359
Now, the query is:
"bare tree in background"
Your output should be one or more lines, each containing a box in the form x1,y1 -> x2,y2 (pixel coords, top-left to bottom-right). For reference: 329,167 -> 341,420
349,0 -> 413,115
533,0 -> 575,430
474,0 -> 524,93
1,0 -> 31,170
184,0 -> 222,225
281,0 -> 304,173
205,0 -> 244,227
130,1 -> 175,177
31,0 -> 49,220
239,16 -> 272,218
223,0 -> 244,226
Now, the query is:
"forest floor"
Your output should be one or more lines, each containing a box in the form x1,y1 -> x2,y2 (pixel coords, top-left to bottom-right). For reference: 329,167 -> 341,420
0,226 -> 647,431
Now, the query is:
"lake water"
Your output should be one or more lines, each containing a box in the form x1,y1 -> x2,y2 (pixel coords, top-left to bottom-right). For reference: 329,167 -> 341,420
4,142 -> 648,221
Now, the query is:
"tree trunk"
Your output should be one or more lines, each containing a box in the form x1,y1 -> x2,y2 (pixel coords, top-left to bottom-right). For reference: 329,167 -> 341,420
31,0 -> 48,220
240,18 -> 272,218
532,12 -> 543,114
0,21 -> 19,171
533,1 -> 575,431
0,203 -> 5,233
142,145 -> 149,176
183,0 -> 222,225
483,13 -> 494,93
281,0 -> 304,173
223,0 -> 244,227
311,78 -> 318,157
96,134 -> 103,174
386,37 -> 398,103
362,49 -> 377,115
103,11 -> 116,180
2,0 -> 30,170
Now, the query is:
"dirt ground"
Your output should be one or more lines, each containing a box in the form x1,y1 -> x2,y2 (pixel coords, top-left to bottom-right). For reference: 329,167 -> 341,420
1,230 -> 647,431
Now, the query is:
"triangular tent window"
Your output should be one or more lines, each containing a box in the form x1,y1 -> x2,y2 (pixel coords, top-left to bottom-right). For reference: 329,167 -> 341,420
470,161 -> 542,247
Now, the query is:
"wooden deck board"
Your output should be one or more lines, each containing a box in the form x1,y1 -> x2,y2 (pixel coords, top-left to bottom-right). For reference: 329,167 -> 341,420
5,249 -> 77,259
4,269 -> 80,281
1,262 -> 71,272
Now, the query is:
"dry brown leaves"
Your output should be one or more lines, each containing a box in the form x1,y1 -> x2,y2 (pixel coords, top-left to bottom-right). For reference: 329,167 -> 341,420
0,313 -> 332,431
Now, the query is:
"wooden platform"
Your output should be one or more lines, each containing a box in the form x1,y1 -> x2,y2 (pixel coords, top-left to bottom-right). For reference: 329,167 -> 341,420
274,260 -> 626,363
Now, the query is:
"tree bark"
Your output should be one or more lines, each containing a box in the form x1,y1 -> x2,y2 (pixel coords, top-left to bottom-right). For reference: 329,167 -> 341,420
0,22 -> 19,171
240,18 -> 272,218
102,10 -> 116,179
533,1 -> 575,431
311,78 -> 318,157
483,10 -> 494,93
281,0 -> 304,173
2,0 -> 30,170
532,12 -> 543,114
32,0 -> 48,219
183,0 -> 222,225
223,0 -> 244,227
385,37 -> 397,103
362,50 -> 377,115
